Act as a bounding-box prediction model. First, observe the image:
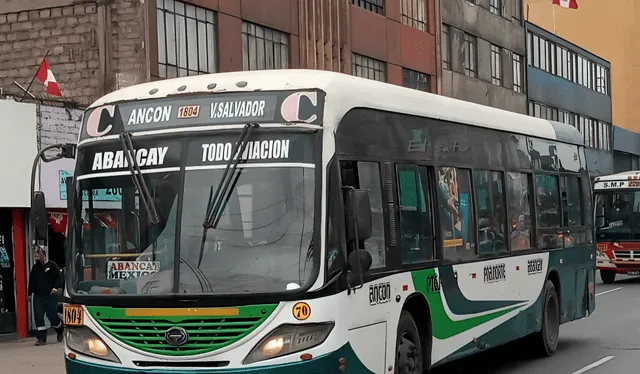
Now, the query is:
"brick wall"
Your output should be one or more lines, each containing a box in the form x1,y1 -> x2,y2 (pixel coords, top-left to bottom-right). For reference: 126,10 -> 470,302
37,105 -> 82,154
0,0 -> 147,106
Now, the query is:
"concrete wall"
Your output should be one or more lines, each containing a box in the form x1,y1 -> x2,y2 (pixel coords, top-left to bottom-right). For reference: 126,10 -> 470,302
0,0 -> 148,105
441,0 -> 527,113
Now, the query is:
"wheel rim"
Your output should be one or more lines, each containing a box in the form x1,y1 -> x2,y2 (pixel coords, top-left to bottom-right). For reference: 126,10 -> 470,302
545,292 -> 560,348
397,332 -> 421,374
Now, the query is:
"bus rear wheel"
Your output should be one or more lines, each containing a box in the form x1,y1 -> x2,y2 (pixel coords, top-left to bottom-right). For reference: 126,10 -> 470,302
533,280 -> 560,357
600,270 -> 616,284
395,311 -> 424,374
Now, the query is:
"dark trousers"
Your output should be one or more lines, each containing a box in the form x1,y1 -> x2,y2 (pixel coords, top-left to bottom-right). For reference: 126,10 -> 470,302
33,294 -> 62,341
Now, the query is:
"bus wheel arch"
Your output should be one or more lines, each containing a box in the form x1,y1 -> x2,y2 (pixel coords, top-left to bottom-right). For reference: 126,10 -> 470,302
530,272 -> 561,357
400,293 -> 432,371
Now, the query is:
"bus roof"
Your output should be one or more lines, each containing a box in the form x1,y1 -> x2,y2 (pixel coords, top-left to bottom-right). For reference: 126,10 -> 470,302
595,171 -> 640,183
89,69 -> 583,146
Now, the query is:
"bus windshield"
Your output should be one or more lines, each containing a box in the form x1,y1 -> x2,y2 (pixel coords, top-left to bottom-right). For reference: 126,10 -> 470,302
595,190 -> 640,241
69,132 -> 317,296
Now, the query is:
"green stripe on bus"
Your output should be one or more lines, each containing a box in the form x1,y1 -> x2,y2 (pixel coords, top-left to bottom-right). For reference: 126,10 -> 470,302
412,269 -> 522,340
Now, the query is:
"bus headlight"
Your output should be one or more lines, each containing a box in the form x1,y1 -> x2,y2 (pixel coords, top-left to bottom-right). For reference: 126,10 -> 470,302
65,327 -> 120,363
243,322 -> 334,365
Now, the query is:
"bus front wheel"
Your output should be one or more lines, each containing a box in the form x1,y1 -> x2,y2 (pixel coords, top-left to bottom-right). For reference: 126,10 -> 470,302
600,270 -> 616,284
533,280 -> 560,357
395,310 -> 424,374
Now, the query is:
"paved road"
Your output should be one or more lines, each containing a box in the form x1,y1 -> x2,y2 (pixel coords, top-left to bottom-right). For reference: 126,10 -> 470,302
1,276 -> 639,373
431,274 -> 640,374
0,336 -> 65,374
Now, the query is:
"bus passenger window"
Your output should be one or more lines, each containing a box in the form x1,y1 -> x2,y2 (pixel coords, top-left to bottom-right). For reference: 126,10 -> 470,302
535,174 -> 562,249
474,170 -> 507,255
339,161 -> 386,269
396,165 -> 434,264
561,176 -> 583,227
436,167 -> 476,262
506,173 -> 533,251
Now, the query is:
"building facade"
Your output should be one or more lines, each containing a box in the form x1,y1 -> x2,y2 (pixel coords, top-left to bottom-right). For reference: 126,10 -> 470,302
525,0 -> 640,172
0,0 -> 440,106
440,0 -> 527,113
525,22 -> 613,177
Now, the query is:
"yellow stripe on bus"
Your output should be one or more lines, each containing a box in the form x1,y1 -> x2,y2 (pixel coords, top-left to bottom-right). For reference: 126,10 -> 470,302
125,307 -> 240,317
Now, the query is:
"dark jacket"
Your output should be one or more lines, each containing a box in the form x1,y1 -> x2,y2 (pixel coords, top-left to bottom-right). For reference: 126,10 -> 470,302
28,260 -> 63,296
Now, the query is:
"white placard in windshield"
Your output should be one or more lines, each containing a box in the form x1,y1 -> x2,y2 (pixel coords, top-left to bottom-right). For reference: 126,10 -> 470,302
107,260 -> 160,280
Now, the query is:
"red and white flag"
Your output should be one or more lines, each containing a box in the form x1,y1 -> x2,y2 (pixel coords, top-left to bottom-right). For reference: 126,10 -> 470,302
553,0 -> 578,9
35,58 -> 63,97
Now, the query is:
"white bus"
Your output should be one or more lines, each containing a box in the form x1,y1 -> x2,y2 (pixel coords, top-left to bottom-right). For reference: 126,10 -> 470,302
46,69 -> 595,373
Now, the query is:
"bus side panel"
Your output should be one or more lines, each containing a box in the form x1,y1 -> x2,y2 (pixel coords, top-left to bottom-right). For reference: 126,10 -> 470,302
413,252 -> 551,367
547,245 -> 595,324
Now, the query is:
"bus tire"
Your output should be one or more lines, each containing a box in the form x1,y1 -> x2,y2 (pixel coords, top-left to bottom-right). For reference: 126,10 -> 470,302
534,280 -> 560,357
600,270 -> 616,284
395,310 -> 424,374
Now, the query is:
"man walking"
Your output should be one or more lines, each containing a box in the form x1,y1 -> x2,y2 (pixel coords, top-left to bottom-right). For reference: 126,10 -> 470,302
28,246 -> 64,346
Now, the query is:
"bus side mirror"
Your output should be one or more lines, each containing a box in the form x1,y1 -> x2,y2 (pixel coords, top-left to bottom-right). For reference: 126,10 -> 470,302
30,191 -> 48,241
345,189 -> 372,242
348,249 -> 372,274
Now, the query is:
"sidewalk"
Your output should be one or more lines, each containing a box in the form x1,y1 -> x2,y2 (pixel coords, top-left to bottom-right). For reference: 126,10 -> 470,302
0,337 -> 65,374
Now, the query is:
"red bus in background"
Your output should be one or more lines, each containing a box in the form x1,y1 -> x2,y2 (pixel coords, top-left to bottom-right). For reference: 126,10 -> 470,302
594,171 -> 640,283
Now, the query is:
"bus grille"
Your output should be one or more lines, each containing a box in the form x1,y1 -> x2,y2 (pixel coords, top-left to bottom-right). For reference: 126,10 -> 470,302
613,251 -> 640,260
87,305 -> 277,356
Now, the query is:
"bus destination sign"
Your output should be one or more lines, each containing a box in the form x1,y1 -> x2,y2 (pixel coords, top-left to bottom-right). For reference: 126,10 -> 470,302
80,89 -> 326,141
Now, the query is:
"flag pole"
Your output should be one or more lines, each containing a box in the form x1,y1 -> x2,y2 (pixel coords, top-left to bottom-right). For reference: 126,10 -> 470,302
20,50 -> 50,102
552,2 -> 557,33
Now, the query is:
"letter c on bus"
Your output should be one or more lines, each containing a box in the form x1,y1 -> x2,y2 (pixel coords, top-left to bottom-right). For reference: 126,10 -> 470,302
281,91 -> 318,123
86,105 -> 115,137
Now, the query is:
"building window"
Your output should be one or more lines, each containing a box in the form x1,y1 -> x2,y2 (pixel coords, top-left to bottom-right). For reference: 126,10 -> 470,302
352,0 -> 384,15
598,121 -> 611,150
464,33 -> 477,78
156,0 -> 217,78
529,100 -> 558,121
596,64 -> 609,95
528,31 -> 610,97
512,53 -> 523,93
490,44 -> 502,86
442,25 -> 450,70
352,53 -> 386,82
403,68 -> 430,91
559,109 -> 576,126
490,0 -> 502,16
242,22 -> 289,71
401,0 -> 426,31
513,0 -> 522,21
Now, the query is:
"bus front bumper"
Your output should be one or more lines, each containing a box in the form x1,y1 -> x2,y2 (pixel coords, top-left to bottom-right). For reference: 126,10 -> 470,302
65,343 -> 372,374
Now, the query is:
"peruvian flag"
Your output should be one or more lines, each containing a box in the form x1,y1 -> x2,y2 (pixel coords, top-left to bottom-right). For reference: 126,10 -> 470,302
35,58 -> 63,97
553,0 -> 578,9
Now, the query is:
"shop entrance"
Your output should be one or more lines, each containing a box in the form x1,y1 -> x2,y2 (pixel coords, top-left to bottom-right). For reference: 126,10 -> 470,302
0,209 -> 16,336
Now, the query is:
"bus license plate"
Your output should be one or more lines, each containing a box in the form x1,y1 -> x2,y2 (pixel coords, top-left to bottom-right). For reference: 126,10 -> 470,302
627,271 -> 640,276
64,304 -> 84,326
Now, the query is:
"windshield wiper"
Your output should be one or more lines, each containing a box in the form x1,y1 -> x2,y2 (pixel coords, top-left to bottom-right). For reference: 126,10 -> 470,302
119,132 -> 160,225
198,123 -> 258,267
